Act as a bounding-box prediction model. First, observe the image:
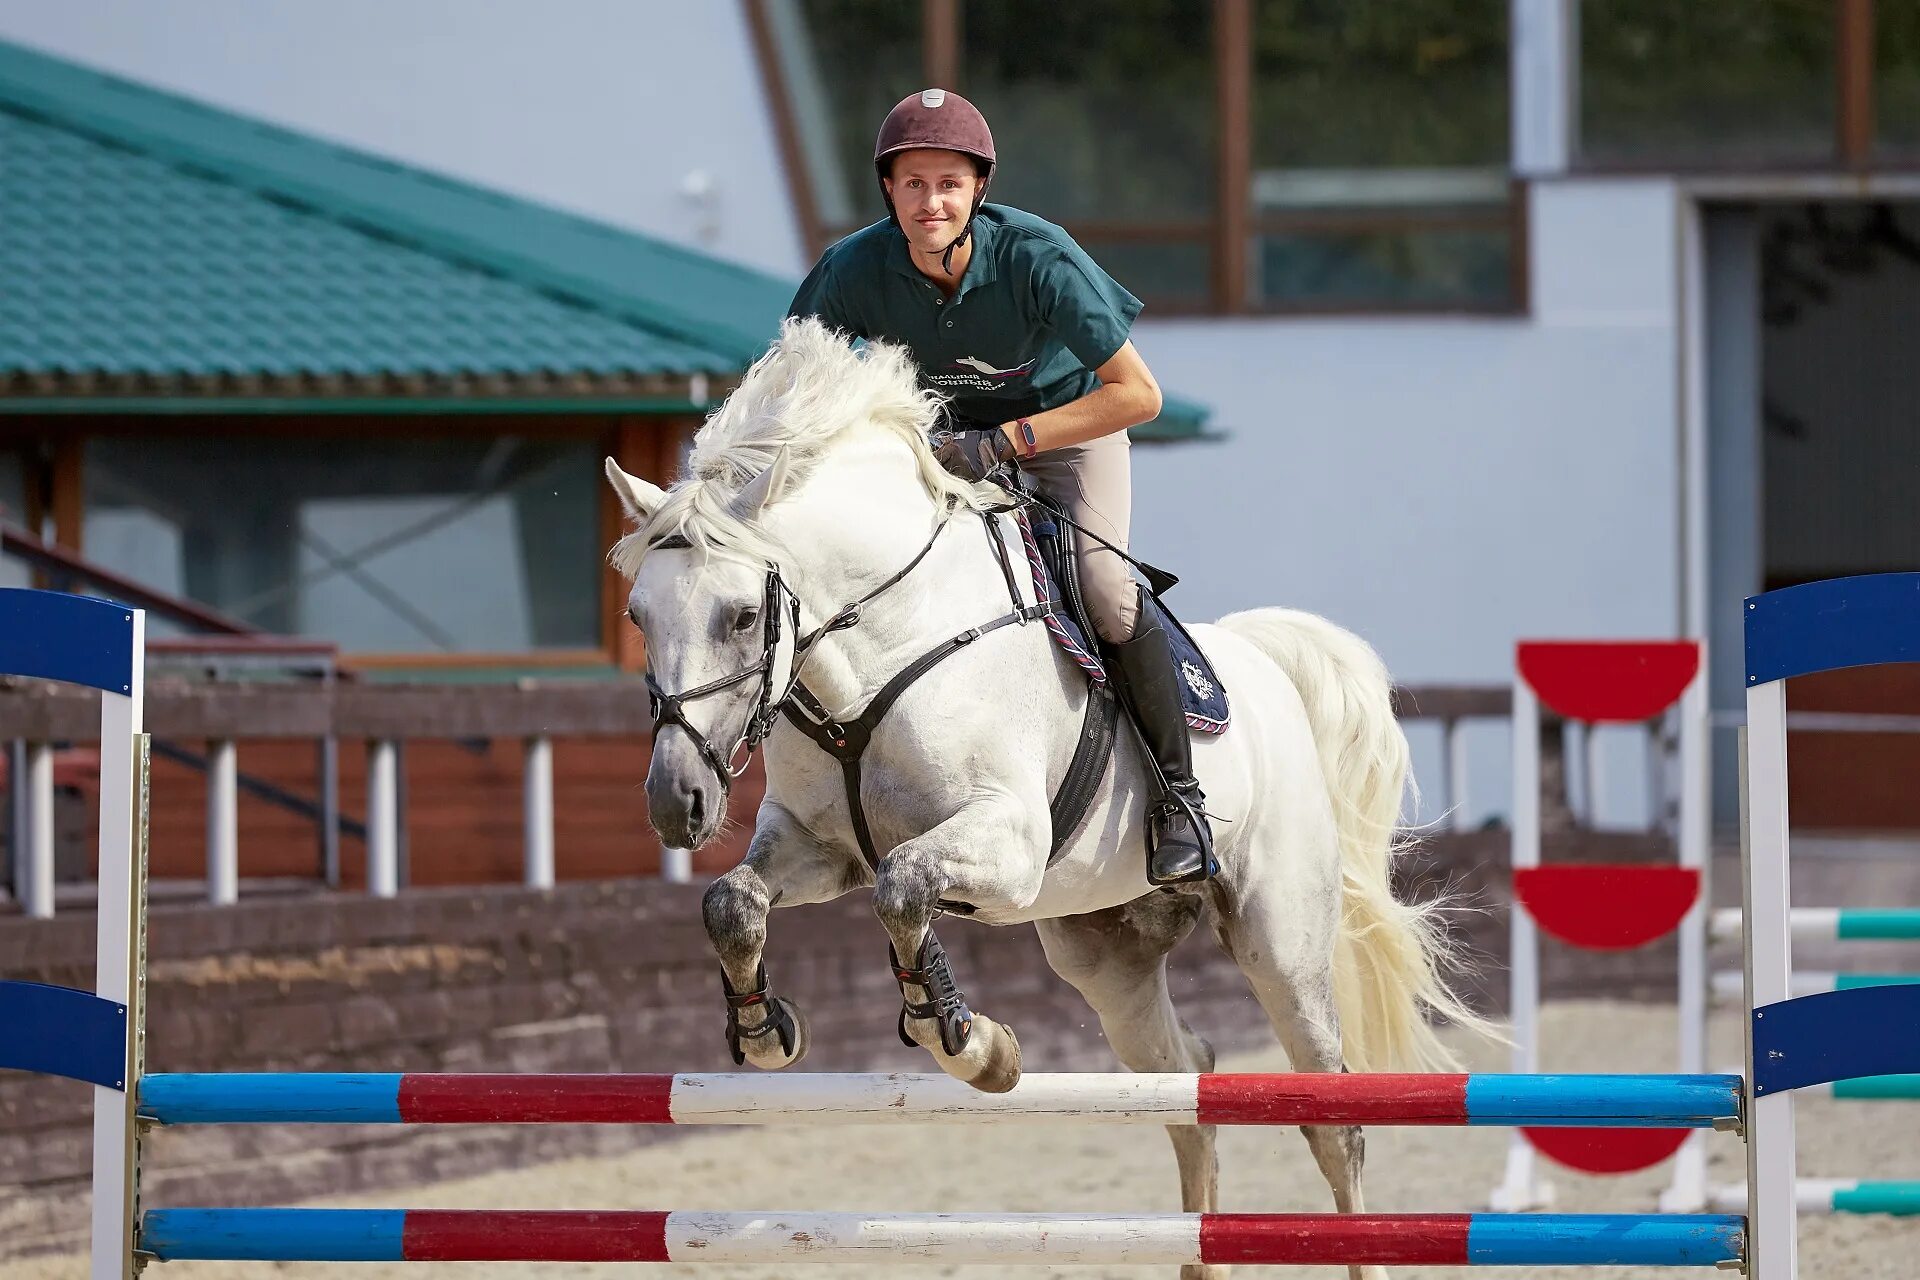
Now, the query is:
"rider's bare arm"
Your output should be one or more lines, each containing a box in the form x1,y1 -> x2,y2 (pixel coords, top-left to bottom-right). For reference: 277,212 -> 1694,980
998,340 -> 1162,455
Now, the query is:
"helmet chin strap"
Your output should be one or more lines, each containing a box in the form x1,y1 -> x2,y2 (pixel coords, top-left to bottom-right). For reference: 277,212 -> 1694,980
937,186 -> 990,276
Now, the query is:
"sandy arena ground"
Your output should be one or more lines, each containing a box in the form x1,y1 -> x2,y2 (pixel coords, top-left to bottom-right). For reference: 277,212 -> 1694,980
20,1000 -> 1918,1279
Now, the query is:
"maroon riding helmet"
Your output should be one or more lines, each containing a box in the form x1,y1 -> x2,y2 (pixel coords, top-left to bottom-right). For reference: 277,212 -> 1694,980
874,88 -> 996,271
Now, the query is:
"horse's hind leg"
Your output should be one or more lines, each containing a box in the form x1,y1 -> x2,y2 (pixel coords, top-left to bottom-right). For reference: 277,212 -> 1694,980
1038,895 -> 1223,1280
1212,869 -> 1387,1280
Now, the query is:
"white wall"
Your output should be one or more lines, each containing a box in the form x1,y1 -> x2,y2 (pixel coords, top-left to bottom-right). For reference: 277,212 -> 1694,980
1132,180 -> 1684,686
0,0 -> 806,277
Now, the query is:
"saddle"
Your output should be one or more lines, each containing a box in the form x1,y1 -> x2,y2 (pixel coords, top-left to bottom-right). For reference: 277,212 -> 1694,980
1016,491 -> 1230,737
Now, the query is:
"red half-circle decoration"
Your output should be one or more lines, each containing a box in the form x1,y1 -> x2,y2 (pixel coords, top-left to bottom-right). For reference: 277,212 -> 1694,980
1516,641 -> 1701,722
1514,865 -> 1701,950
1523,1126 -> 1692,1174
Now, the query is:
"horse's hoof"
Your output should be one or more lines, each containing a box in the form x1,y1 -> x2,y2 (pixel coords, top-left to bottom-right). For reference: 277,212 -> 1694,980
962,1016 -> 1021,1094
745,997 -> 809,1071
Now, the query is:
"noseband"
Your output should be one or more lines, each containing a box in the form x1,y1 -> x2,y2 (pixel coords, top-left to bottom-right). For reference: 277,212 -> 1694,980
640,507 -> 960,794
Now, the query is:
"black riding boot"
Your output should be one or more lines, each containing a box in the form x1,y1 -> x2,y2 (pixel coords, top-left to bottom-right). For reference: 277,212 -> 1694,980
1106,597 -> 1217,886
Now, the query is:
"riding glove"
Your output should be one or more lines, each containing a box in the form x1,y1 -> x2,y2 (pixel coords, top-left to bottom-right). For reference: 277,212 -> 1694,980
934,426 -> 1016,483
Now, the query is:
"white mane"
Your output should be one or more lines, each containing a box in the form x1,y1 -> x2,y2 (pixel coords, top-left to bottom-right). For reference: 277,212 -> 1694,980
610,316 -> 989,576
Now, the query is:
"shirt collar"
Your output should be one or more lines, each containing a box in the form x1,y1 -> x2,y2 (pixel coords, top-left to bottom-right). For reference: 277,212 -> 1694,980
886,208 -> 999,296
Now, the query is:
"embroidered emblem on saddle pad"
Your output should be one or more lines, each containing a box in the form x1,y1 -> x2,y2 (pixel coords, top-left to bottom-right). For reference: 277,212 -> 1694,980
1014,509 -> 1229,734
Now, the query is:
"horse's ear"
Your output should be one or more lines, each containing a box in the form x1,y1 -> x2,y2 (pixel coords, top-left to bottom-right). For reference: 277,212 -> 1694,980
605,457 -> 667,523
731,446 -> 793,521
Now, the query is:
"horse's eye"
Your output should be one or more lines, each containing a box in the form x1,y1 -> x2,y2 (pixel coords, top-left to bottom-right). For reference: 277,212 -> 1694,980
734,607 -> 761,634
627,604 -> 642,628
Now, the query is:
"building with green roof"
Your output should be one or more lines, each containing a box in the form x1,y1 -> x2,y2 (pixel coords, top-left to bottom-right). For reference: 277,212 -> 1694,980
0,38 -> 1209,666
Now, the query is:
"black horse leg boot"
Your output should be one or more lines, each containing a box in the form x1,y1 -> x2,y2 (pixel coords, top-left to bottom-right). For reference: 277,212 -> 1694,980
1106,595 -> 1217,886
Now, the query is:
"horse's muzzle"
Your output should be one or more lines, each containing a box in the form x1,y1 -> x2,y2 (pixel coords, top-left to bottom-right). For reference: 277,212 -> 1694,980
645,739 -> 725,850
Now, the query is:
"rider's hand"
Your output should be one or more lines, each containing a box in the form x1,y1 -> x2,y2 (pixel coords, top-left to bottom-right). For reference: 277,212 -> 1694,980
934,426 -> 1016,483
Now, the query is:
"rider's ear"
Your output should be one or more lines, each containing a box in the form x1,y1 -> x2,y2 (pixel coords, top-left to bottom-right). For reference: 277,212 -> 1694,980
605,457 -> 667,523
730,445 -> 793,522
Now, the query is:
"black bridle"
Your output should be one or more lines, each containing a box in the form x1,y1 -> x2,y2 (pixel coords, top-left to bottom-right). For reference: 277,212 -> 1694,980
638,504 -> 963,794
642,551 -> 802,789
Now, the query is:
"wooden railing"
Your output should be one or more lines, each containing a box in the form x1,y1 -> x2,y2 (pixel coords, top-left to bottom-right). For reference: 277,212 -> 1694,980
1,681 -> 1514,915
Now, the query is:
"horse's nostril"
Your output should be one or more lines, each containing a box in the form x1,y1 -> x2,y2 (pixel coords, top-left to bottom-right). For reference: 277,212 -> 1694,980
688,786 -> 707,832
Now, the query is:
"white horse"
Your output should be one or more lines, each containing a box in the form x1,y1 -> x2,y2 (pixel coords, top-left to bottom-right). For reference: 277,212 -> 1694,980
607,317 -> 1485,1280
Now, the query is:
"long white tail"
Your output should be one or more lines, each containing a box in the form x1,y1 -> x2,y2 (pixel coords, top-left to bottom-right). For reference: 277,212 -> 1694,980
1218,607 -> 1494,1073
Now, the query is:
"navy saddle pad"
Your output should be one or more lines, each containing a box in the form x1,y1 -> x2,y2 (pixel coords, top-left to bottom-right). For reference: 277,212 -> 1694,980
1014,507 -> 1228,734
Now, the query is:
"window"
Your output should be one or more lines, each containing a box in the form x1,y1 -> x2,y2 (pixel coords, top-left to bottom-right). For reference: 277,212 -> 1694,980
961,0 -> 1216,304
1579,0 -> 1836,167
749,0 -> 1524,313
83,436 -> 601,653
1252,0 -> 1515,308
1879,2 -> 1920,160
0,449 -> 28,589
758,0 -> 923,240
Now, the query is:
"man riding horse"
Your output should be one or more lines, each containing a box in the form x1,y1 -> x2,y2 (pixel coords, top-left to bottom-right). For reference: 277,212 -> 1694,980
787,89 -> 1214,887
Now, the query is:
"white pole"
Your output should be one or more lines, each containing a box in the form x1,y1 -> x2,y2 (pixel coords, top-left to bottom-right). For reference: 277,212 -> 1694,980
1663,662 -> 1711,1211
366,740 -> 399,899
1492,670 -> 1548,1211
1745,688 -> 1798,1280
661,846 -> 693,883
90,609 -> 145,1280
206,739 -> 238,906
1446,718 -> 1472,832
22,740 -> 54,919
523,736 -> 555,891
1510,0 -> 1576,176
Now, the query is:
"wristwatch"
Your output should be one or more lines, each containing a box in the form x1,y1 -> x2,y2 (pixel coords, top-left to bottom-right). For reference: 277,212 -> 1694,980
1012,418 -> 1038,458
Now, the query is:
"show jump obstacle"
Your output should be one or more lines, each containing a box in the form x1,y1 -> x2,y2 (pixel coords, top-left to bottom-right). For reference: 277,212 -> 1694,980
6,579 -> 1920,1275
1494,638 -> 1710,1213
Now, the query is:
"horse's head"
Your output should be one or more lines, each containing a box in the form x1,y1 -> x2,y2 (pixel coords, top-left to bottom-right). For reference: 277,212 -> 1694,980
606,317 -> 989,852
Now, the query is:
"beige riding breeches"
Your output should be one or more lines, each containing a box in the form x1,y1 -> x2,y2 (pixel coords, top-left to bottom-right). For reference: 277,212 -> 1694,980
1019,430 -> 1139,645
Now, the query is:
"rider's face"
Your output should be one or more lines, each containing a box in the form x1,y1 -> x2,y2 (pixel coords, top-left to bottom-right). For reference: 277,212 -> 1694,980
884,149 -> 982,260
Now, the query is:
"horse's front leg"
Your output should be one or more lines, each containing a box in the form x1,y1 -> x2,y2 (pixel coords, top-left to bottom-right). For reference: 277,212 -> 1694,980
703,801 -> 855,1071
873,801 -> 1044,1093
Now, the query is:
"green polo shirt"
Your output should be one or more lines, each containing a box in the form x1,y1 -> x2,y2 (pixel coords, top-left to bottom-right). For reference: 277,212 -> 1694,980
786,204 -> 1143,426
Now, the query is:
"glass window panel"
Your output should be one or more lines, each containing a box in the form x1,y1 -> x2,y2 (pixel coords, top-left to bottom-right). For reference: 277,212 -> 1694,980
1579,0 -> 1835,167
0,449 -> 28,589
1254,0 -> 1509,170
1254,223 -> 1514,308
83,437 -> 601,654
1877,3 -> 1920,161
1253,1 -> 1512,308
961,1 -> 1215,224
1071,237 -> 1214,312
771,0 -> 922,231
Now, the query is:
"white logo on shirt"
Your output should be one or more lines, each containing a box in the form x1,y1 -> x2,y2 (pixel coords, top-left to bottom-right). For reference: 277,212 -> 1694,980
953,355 -> 1036,378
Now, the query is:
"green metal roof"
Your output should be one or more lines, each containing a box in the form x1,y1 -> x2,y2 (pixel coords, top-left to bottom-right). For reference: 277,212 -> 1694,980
0,38 -> 1211,437
0,38 -> 788,402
